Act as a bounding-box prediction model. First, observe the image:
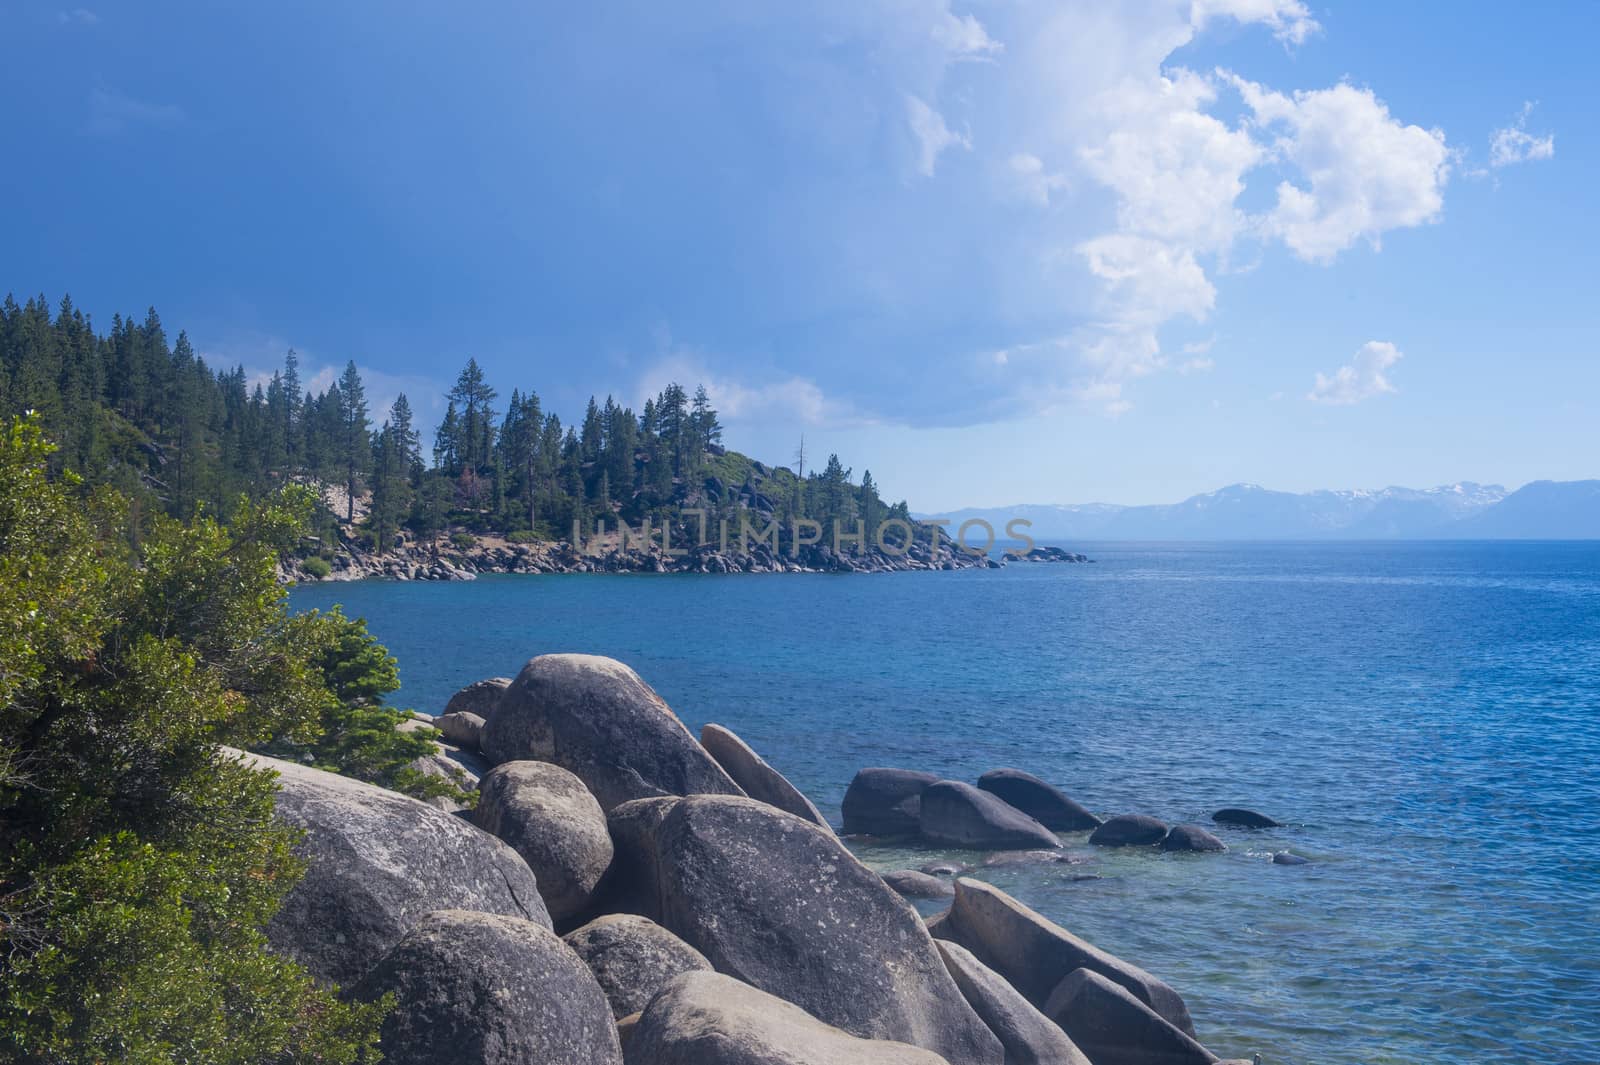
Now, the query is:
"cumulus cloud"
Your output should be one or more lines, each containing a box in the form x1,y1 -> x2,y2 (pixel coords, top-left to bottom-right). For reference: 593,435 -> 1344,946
1190,0 -> 1319,45
1490,103 -> 1555,168
1308,340 -> 1403,404
1228,76 -> 1451,262
1009,152 -> 1068,205
636,348 -> 871,430
930,9 -> 1001,57
906,94 -> 969,177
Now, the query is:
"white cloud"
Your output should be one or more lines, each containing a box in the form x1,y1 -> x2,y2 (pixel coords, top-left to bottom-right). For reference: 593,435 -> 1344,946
1308,340 -> 1403,404
1191,0 -> 1319,45
906,94 -> 969,177
1490,103 -> 1554,168
930,9 -> 1001,57
87,88 -> 184,136
1179,355 -> 1215,374
58,8 -> 99,26
1228,76 -> 1451,263
636,349 -> 869,430
1008,152 -> 1068,205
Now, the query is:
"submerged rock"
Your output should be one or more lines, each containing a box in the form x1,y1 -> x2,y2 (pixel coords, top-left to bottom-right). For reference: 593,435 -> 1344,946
976,769 -> 1103,831
1213,807 -> 1283,828
921,860 -> 973,877
841,767 -> 939,837
882,869 -> 957,899
1044,968 -> 1216,1065
1088,814 -> 1170,847
240,751 -> 549,989
1161,824 -> 1227,853
563,914 -> 712,1020
609,794 -> 1002,1063
481,654 -> 743,811
936,940 -> 1092,1065
627,971 -> 951,1065
474,760 -> 613,923
699,722 -> 831,831
1273,851 -> 1310,866
930,877 -> 1195,1038
350,909 -> 621,1065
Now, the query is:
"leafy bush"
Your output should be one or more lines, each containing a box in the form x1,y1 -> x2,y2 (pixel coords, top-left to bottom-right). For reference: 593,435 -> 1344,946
0,415 -> 386,1064
450,531 -> 476,550
301,555 -> 332,579
506,529 -> 542,544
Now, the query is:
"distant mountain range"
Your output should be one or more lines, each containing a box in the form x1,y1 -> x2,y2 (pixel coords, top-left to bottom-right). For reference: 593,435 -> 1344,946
922,480 -> 1600,541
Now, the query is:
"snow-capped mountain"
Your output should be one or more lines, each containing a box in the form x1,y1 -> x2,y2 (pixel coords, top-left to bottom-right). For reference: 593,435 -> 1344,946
919,481 -> 1600,540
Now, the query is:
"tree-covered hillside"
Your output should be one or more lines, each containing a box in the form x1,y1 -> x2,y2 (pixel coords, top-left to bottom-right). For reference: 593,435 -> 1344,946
1,293 -> 908,559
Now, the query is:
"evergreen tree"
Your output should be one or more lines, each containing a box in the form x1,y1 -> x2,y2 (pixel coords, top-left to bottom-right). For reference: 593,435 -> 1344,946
336,361 -> 370,521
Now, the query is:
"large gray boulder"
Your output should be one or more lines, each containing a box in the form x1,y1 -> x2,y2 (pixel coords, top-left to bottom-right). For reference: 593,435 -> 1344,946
475,760 -> 613,923
1043,969 -> 1218,1065
936,940 -> 1092,1065
626,971 -> 951,1065
610,794 -> 1002,1064
443,676 -> 512,720
480,654 -> 744,811
842,767 -> 939,837
436,711 -> 486,750
920,781 -> 1062,850
563,914 -> 712,1019
976,770 -> 1102,832
239,751 -> 550,988
404,737 -> 490,812
350,909 -> 622,1065
594,796 -> 682,920
1087,814 -> 1169,847
931,878 -> 1194,1038
700,722 -> 831,831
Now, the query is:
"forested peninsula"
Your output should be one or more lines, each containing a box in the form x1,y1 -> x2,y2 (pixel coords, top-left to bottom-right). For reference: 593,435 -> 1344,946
1,293 -> 999,578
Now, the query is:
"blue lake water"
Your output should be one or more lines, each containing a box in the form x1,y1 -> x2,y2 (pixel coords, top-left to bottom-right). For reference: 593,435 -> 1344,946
290,541 -> 1600,1064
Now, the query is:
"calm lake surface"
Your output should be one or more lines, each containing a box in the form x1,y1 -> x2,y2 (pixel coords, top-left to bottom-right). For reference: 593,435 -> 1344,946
291,541 -> 1600,1065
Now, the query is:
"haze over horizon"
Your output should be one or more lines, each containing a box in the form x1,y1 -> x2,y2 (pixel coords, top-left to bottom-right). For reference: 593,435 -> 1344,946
4,1 -> 1594,511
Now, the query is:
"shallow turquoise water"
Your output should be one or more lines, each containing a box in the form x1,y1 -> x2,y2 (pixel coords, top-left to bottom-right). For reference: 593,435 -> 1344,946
291,542 -> 1600,1064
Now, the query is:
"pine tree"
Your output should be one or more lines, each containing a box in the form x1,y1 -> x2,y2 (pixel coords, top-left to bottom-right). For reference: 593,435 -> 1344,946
337,361 -> 370,521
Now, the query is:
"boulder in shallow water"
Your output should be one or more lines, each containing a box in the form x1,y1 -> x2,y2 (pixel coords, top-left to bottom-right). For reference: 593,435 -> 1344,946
1272,851 -> 1310,866
981,850 -> 1085,869
563,913 -> 712,1020
481,654 -> 743,811
610,794 -> 1002,1063
976,769 -> 1103,831
1043,968 -> 1216,1065
921,780 -> 1062,850
936,940 -> 1092,1065
1087,814 -> 1169,847
443,676 -> 512,720
841,767 -> 938,837
882,869 -> 957,899
1161,824 -> 1227,853
930,877 -> 1195,1038
239,751 -> 549,988
474,760 -> 613,923
435,711 -> 486,750
921,860 -> 973,877
625,971 -> 952,1065
1213,807 -> 1282,828
699,722 -> 831,831
350,908 -> 621,1065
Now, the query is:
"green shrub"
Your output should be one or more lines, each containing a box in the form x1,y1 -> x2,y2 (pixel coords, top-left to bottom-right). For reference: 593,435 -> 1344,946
450,531 -> 476,550
0,415 -> 385,1064
506,529 -> 542,544
301,555 -> 332,579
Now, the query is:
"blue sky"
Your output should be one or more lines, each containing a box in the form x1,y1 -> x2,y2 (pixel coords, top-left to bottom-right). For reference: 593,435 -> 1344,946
3,1 -> 1592,509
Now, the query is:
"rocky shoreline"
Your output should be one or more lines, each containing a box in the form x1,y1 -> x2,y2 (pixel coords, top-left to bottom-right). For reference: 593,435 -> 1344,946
283,528 -> 1096,583
246,652 -> 1292,1065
